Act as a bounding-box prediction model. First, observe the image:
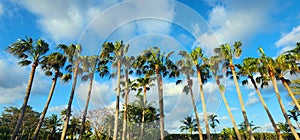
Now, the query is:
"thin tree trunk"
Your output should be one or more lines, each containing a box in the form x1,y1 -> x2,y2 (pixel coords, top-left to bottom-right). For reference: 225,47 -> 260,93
269,70 -> 300,139
156,65 -> 165,140
33,72 -> 59,140
78,73 -> 95,140
196,67 -> 211,140
187,75 -> 203,140
229,65 -> 254,140
139,85 -> 147,140
249,76 -> 283,140
296,121 -> 300,129
107,124 -> 111,140
11,61 -> 38,140
61,63 -> 79,140
280,76 -> 300,111
113,60 -> 121,140
122,68 -> 129,140
215,76 -> 242,140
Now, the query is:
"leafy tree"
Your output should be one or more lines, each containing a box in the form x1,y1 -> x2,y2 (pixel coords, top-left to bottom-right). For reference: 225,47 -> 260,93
221,128 -> 235,140
6,37 -> 49,140
32,52 -> 67,140
44,114 -> 62,140
58,44 -> 82,140
214,41 -> 254,140
288,108 -> 300,128
277,122 -> 294,134
179,116 -> 197,140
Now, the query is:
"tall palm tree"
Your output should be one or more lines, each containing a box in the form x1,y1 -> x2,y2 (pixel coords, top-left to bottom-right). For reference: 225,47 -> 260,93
257,47 -> 299,139
78,55 -> 109,140
141,47 -> 179,140
32,52 -> 68,140
120,56 -> 135,140
236,57 -> 283,140
7,37 -> 49,140
179,116 -> 198,140
274,51 -> 300,111
58,44 -> 82,140
176,50 -> 205,140
208,114 -> 219,134
214,41 -> 254,140
208,55 -> 242,140
191,47 -> 212,140
100,41 -> 129,140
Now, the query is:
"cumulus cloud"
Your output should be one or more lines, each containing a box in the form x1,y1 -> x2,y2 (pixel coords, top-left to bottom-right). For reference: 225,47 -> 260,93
0,54 -> 51,104
48,105 -> 67,113
0,2 -> 3,16
245,91 -> 259,106
275,25 -> 300,54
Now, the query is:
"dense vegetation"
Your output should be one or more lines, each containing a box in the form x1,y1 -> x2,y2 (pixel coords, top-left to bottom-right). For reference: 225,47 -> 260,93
2,37 -> 300,140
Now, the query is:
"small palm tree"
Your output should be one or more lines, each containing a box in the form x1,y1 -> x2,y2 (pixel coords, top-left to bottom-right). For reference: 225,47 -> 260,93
179,116 -> 198,140
208,114 -> 219,134
44,114 -> 62,140
277,122 -> 295,134
288,108 -> 300,128
58,44 -> 82,140
214,41 -> 254,140
32,52 -> 68,140
7,37 -> 49,140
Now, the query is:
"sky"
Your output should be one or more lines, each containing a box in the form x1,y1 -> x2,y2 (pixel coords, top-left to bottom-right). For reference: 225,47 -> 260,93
0,0 -> 300,134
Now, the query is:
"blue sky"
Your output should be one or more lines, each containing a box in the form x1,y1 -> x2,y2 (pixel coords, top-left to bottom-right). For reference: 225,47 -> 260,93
0,0 -> 300,133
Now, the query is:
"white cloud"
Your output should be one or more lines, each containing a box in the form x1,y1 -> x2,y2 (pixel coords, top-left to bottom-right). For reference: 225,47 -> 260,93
230,107 -> 238,111
0,2 -> 3,16
275,25 -> 300,55
48,105 -> 67,113
245,91 -> 259,106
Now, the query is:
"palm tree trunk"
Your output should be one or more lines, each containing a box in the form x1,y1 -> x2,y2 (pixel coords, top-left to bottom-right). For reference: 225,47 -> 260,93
196,67 -> 211,140
269,70 -> 300,139
61,63 -> 79,140
249,76 -> 283,140
229,65 -> 254,140
215,76 -> 242,140
78,73 -> 95,140
297,121 -> 300,129
33,72 -> 59,140
280,76 -> 300,111
11,61 -> 38,140
122,68 -> 129,140
187,75 -> 203,140
139,85 -> 147,140
155,65 -> 165,140
113,60 -> 121,140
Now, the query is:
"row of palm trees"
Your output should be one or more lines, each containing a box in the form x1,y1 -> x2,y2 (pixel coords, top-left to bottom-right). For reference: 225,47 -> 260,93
6,36 -> 299,140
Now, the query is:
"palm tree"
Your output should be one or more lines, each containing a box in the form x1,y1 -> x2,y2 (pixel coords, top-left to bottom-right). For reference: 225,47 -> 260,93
68,117 -> 81,140
276,122 -> 295,134
236,57 -> 283,140
208,55 -> 242,140
176,50 -> 205,140
179,116 -> 198,140
208,114 -> 219,134
100,41 -> 129,140
44,114 -> 62,140
288,108 -> 300,128
238,121 -> 261,139
141,47 -> 179,140
58,44 -> 82,140
214,41 -> 254,140
7,37 -> 49,140
32,52 -> 67,140
257,47 -> 299,139
191,47 -> 212,140
120,56 -> 135,140
78,55 -> 108,140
